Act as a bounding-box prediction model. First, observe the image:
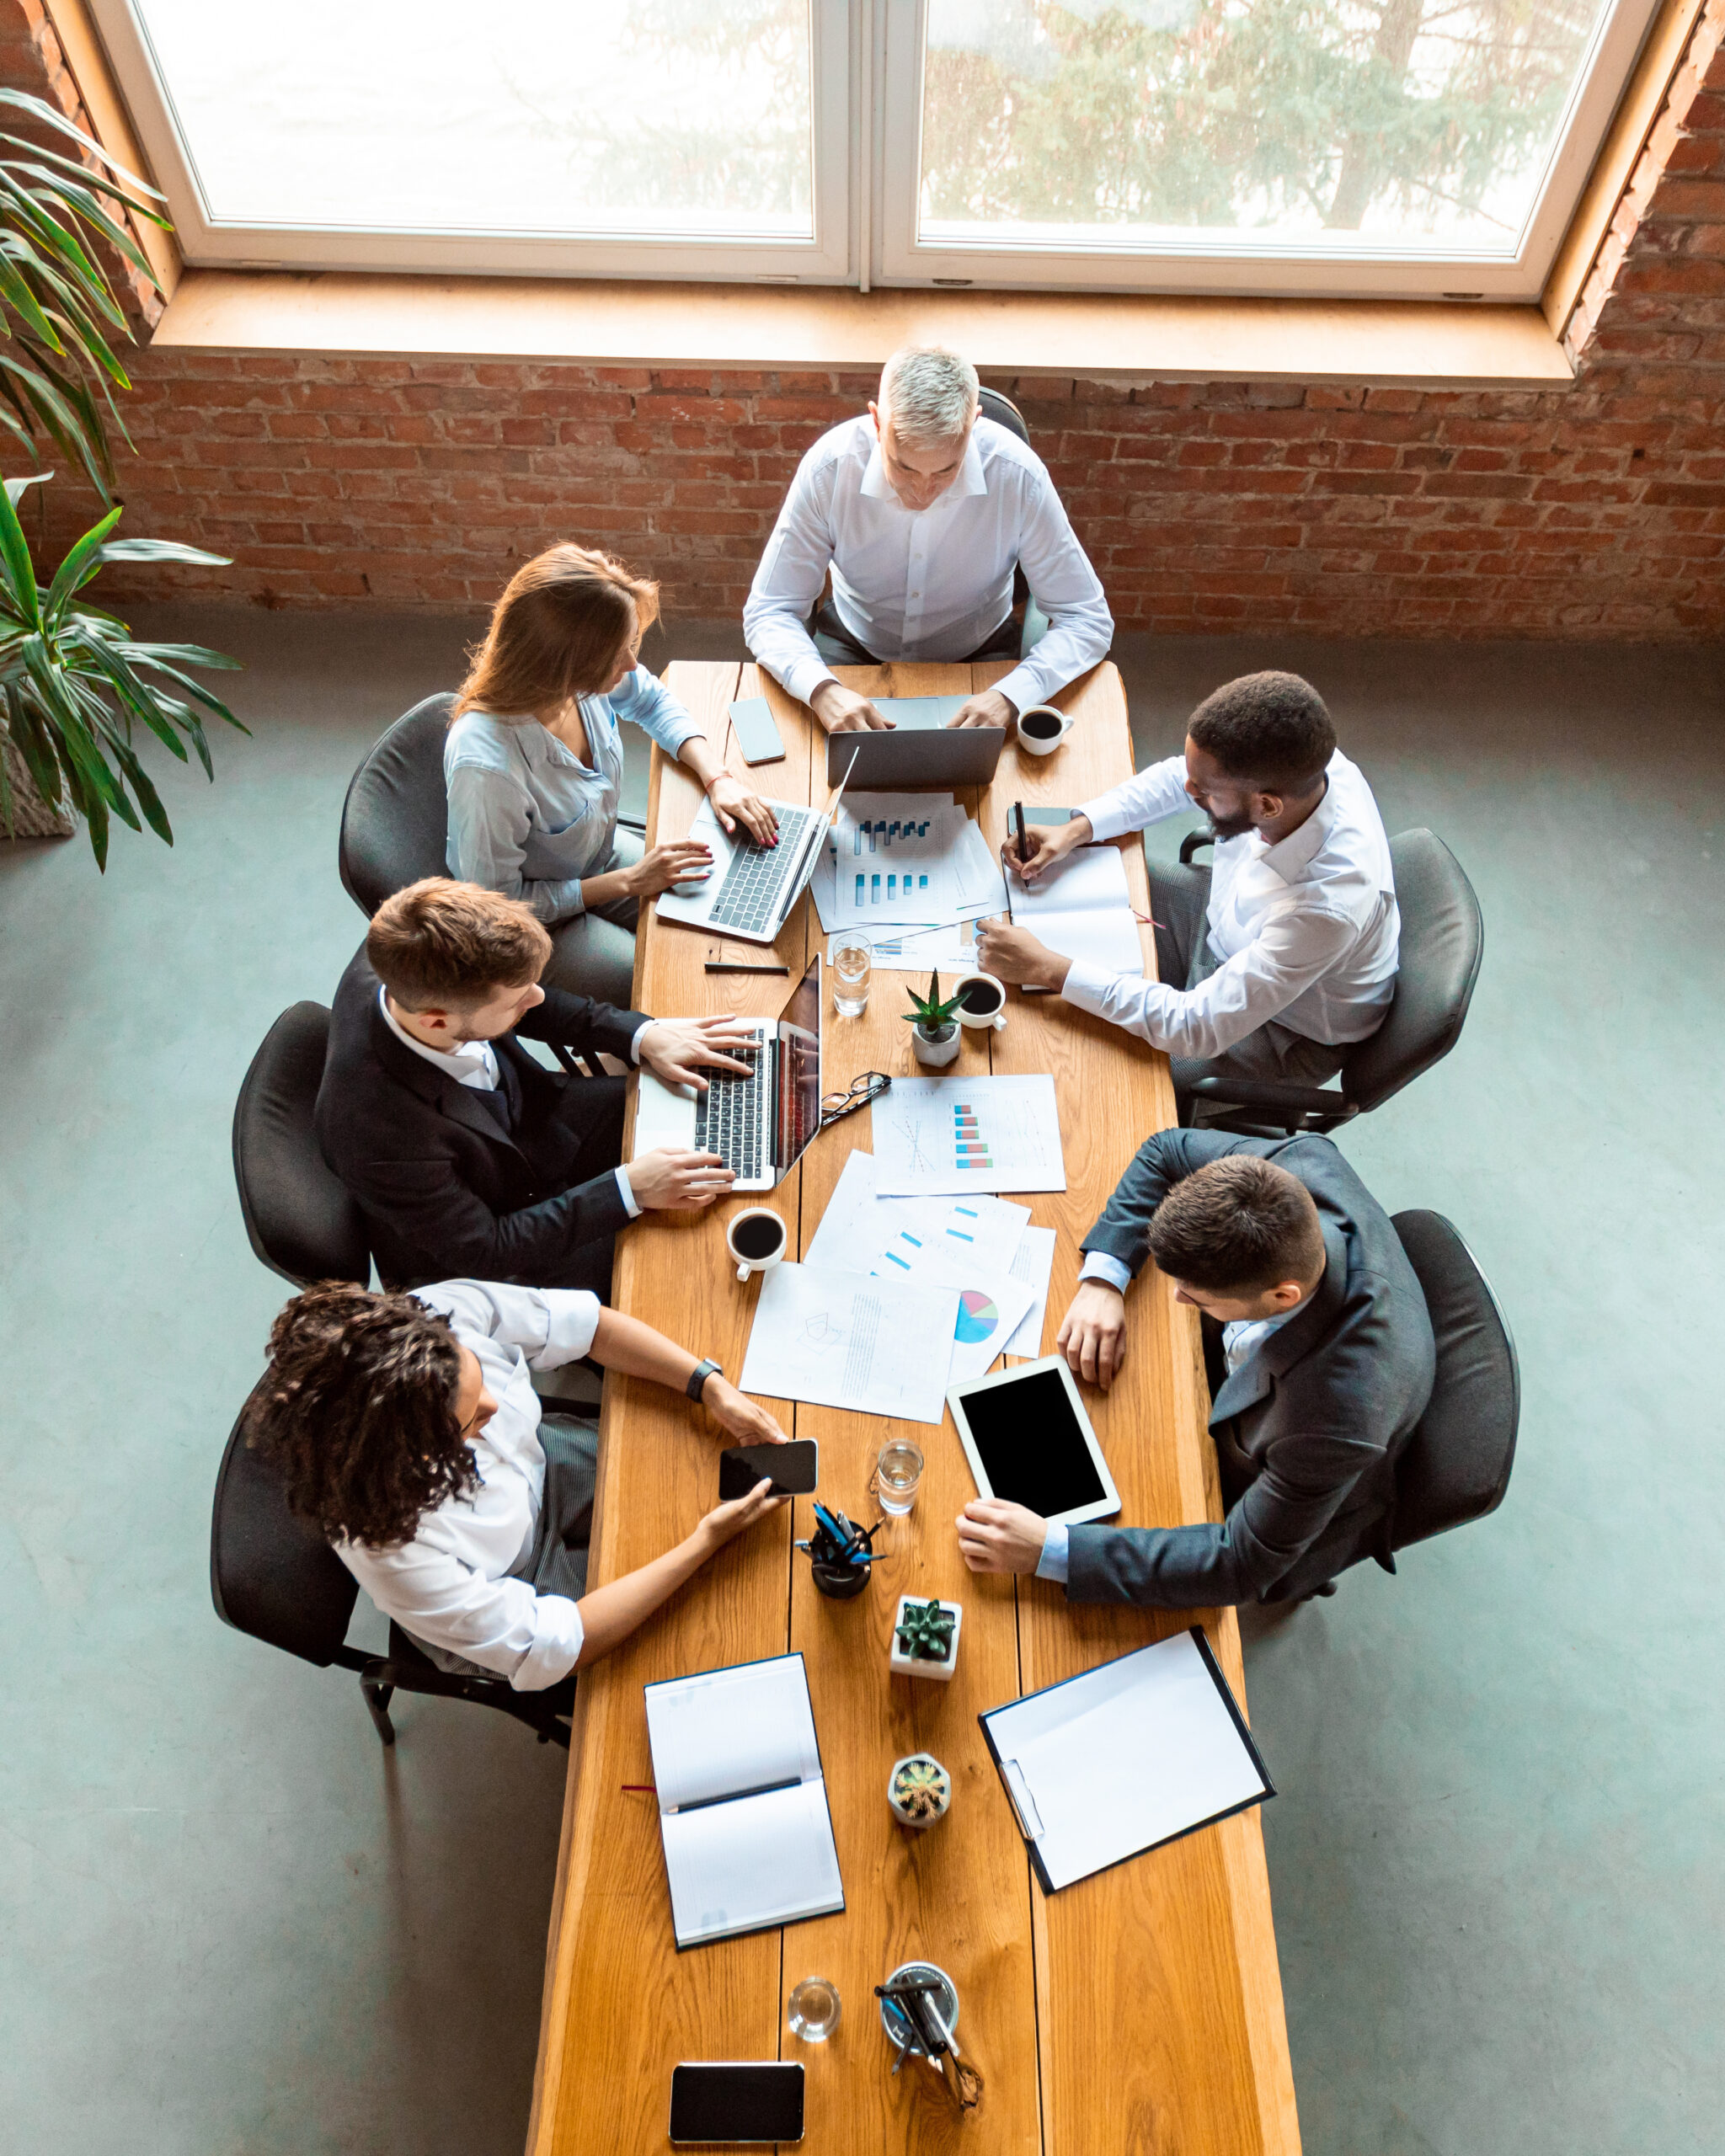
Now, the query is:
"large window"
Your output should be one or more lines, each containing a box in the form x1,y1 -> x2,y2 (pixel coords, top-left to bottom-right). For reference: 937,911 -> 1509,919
92,0 -> 1660,297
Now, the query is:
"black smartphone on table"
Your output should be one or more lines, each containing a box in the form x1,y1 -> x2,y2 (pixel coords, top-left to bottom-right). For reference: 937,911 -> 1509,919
670,2063 -> 804,2144
718,1439 -> 818,1502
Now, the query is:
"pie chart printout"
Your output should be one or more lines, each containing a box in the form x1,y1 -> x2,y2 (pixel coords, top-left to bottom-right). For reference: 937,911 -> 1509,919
954,1289 -> 1001,1346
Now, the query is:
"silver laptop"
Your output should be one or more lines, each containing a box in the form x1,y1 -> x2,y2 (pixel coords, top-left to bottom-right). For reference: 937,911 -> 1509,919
824,701 -> 1006,792
656,751 -> 860,947
632,956 -> 823,1193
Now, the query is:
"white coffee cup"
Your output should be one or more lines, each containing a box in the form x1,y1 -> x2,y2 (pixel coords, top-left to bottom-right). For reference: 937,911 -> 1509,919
953,970 -> 1008,1033
727,1206 -> 788,1282
1017,703 -> 1072,756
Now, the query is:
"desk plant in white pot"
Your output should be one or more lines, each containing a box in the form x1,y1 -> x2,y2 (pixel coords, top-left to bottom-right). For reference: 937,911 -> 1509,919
903,970 -> 964,1068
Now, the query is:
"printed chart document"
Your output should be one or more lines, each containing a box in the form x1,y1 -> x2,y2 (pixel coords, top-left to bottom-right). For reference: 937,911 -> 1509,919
739,1262 -> 959,1424
812,793 -> 1008,970
805,1151 -> 1035,1384
1000,1225 -> 1058,1358
872,1074 -> 1067,1197
645,1654 -> 844,1949
1011,845 -> 1145,978
980,1630 -> 1274,1894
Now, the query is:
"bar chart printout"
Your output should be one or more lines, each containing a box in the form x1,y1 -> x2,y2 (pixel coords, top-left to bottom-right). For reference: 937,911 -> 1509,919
873,1075 -> 1067,1196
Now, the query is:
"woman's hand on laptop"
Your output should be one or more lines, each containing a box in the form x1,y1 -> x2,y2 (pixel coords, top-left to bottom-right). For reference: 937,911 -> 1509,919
638,1015 -> 759,1091
707,771 -> 779,846
628,1146 -> 736,1210
618,840 -> 714,899
699,1380 -> 790,1446
809,680 -> 895,734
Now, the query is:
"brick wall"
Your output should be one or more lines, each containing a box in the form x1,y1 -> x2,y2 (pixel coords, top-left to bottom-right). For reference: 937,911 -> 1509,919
6,0 -> 1725,637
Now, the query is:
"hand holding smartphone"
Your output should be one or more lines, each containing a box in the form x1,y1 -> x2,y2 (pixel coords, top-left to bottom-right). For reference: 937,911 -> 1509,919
718,1439 -> 818,1502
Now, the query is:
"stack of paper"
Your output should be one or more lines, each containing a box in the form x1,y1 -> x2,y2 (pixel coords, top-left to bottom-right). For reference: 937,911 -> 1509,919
811,793 -> 1008,974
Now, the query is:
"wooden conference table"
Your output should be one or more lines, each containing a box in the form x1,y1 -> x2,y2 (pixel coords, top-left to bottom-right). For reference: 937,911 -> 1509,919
527,660 -> 1300,2156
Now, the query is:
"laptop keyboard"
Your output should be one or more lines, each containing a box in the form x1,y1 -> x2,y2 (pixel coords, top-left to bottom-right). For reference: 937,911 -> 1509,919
694,1044 -> 766,1180
705,808 -> 818,935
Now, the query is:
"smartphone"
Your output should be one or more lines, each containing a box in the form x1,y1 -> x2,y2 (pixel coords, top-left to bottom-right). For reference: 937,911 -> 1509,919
718,1439 -> 818,1502
728,696 -> 786,766
669,2063 -> 804,2145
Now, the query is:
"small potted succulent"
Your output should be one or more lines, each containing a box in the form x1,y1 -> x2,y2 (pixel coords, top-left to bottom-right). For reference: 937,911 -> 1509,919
903,969 -> 964,1068
888,1752 -> 952,1831
889,1594 -> 963,1683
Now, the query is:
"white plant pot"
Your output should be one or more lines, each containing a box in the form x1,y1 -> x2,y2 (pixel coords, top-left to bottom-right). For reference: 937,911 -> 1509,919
889,1594 -> 963,1683
887,1752 -> 953,1831
911,1023 -> 961,1069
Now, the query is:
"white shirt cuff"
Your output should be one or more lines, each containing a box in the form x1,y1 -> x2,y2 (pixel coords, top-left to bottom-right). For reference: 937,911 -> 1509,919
1036,1521 -> 1070,1583
533,1289 -> 604,1369
615,1166 -> 641,1219
629,1019 -> 654,1066
1078,1251 -> 1133,1296
511,1596 -> 586,1690
782,656 -> 839,711
1076,790 -> 1133,844
1060,957 -> 1117,1017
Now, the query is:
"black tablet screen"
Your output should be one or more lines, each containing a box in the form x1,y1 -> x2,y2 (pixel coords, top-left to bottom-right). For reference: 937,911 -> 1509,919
960,1368 -> 1107,1516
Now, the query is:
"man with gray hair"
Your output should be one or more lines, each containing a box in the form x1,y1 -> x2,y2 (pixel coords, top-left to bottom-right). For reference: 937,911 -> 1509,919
744,345 -> 1114,733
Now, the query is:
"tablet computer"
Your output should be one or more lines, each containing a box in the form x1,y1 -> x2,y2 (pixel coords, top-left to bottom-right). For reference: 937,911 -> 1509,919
947,1356 -> 1120,1527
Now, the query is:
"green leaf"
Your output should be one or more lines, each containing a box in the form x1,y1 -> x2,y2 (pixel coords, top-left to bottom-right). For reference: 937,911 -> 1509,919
0,92 -> 163,197
0,475 -> 40,625
99,542 -> 234,569
3,467 -> 49,508
43,501 -> 120,618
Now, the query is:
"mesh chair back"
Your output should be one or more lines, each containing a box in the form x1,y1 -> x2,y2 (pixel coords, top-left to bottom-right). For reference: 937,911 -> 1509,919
211,1386 -> 360,1666
1341,830 -> 1482,1114
339,693 -> 456,917
977,387 -> 1030,446
1391,1209 -> 1519,1550
232,1002 -> 370,1287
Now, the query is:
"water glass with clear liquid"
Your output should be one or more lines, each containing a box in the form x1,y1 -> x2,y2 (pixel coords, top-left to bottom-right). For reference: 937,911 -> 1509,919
829,932 -> 873,1017
788,1974 -> 842,2042
876,1439 -> 924,1517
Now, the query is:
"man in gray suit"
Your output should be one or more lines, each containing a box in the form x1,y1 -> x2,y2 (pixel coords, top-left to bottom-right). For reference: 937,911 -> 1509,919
957,1134 -> 1435,1606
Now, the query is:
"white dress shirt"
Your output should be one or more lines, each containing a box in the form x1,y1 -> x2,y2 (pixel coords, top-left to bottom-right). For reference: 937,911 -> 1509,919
334,1280 -> 601,1689
378,988 -> 644,1218
1037,1294 -> 1300,1582
1060,750 -> 1399,1059
743,414 -> 1113,717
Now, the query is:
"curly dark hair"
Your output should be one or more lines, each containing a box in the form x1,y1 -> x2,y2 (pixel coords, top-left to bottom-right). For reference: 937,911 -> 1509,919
244,1283 -> 476,1549
1188,671 -> 1336,794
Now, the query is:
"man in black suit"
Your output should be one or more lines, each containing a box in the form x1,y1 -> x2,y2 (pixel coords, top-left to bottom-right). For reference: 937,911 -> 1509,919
957,1134 -> 1435,1605
317,878 -> 756,1291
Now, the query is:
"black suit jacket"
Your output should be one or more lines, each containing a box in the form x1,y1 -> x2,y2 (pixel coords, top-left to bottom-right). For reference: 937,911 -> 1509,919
1068,1131 -> 1435,1608
315,947 -> 652,1289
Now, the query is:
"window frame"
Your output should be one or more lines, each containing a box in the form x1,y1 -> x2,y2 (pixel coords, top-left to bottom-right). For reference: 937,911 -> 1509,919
85,0 -> 857,283
88,0 -> 1660,302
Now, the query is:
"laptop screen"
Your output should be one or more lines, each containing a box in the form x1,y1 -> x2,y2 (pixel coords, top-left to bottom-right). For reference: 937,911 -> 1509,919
773,956 -> 822,1173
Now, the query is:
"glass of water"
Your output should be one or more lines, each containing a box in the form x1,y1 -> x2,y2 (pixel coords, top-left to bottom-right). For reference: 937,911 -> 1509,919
877,1439 -> 925,1517
788,1974 -> 842,2042
829,931 -> 873,1017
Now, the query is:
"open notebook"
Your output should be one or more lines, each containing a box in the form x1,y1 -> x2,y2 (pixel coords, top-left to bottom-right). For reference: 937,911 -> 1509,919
980,1628 -> 1274,1894
644,1654 -> 845,1951
1011,843 -> 1146,978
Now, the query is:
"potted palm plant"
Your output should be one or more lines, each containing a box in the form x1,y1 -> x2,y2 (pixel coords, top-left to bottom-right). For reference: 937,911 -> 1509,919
0,88 -> 243,860
903,969 -> 964,1068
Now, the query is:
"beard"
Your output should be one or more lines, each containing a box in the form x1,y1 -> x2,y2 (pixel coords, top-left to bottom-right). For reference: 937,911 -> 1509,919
1206,808 -> 1257,841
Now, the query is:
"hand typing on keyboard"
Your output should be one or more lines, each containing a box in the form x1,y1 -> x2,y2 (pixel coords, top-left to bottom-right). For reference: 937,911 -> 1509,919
637,1015 -> 761,1091
628,1147 -> 736,1210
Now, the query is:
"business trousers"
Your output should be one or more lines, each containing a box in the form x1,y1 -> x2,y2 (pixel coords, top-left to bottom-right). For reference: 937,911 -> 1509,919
809,598 -> 1023,669
409,1413 -> 599,1680
1150,855 -> 1348,1124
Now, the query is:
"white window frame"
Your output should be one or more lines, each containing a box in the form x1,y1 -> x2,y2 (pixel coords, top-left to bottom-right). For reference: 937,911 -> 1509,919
877,0 -> 1663,302
90,0 -> 1658,301
86,0 -> 857,283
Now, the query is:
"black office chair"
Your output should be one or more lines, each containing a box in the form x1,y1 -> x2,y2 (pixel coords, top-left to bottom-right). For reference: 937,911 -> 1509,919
977,386 -> 1049,657
337,693 -> 644,1009
1180,827 -> 1484,1135
1389,1209 -> 1519,1550
233,1001 -> 371,1287
211,1384 -> 575,1748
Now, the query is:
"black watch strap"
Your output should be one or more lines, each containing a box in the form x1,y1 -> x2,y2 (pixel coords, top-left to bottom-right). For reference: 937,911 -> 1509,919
686,1357 -> 722,1401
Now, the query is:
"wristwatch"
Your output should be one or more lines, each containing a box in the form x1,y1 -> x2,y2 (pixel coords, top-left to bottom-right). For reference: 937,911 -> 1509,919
686,1357 -> 722,1402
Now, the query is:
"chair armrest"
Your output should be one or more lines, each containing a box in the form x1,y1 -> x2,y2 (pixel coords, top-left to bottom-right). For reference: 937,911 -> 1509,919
1185,1073 -> 1353,1116
1178,828 -> 1215,864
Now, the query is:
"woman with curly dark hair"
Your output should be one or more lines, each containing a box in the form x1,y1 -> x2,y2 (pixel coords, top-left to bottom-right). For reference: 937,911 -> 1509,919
247,1277 -> 787,1690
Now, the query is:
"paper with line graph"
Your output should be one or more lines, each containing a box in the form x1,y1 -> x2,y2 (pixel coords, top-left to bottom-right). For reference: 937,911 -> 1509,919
738,1262 -> 958,1425
873,1075 -> 1067,1197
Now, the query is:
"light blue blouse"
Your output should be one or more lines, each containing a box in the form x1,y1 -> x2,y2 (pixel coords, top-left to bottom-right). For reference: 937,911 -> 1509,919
444,666 -> 703,922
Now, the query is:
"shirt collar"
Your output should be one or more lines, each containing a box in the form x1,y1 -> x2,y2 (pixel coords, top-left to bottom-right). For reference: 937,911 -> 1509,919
377,986 -> 497,1087
1256,762 -> 1338,883
857,424 -> 988,510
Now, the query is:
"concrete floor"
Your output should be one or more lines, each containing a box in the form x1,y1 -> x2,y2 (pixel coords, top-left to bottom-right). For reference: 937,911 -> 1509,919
2,611 -> 1720,2154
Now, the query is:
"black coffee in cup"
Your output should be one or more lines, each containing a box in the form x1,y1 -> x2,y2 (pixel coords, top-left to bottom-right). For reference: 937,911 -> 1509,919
959,979 -> 1004,1015
1021,710 -> 1063,739
731,1214 -> 786,1260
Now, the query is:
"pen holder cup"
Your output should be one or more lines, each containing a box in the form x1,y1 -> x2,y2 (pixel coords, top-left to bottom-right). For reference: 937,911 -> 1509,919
1017,705 -> 1072,756
879,1961 -> 959,2052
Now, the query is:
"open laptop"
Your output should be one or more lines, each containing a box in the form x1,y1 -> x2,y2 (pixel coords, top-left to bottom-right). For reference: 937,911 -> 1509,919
825,700 -> 1007,792
632,955 -> 822,1193
656,751 -> 860,947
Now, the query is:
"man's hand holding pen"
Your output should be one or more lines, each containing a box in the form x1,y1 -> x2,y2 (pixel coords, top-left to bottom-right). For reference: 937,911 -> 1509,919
1002,811 -> 1092,883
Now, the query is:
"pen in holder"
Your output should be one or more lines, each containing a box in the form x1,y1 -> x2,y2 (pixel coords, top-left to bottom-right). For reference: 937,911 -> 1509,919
876,1963 -> 983,2111
795,1502 -> 882,1599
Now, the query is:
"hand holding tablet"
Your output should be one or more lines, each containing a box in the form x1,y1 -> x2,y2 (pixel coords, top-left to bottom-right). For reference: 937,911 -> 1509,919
946,1358 -> 1120,1527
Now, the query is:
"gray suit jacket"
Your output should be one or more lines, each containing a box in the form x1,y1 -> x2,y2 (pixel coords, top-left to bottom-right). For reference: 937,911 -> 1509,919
1067,1132 -> 1435,1608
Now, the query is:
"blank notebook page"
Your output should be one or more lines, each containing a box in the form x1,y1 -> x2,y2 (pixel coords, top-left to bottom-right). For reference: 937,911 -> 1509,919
645,1657 -> 821,1814
988,1630 -> 1270,1892
660,1781 -> 844,1944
